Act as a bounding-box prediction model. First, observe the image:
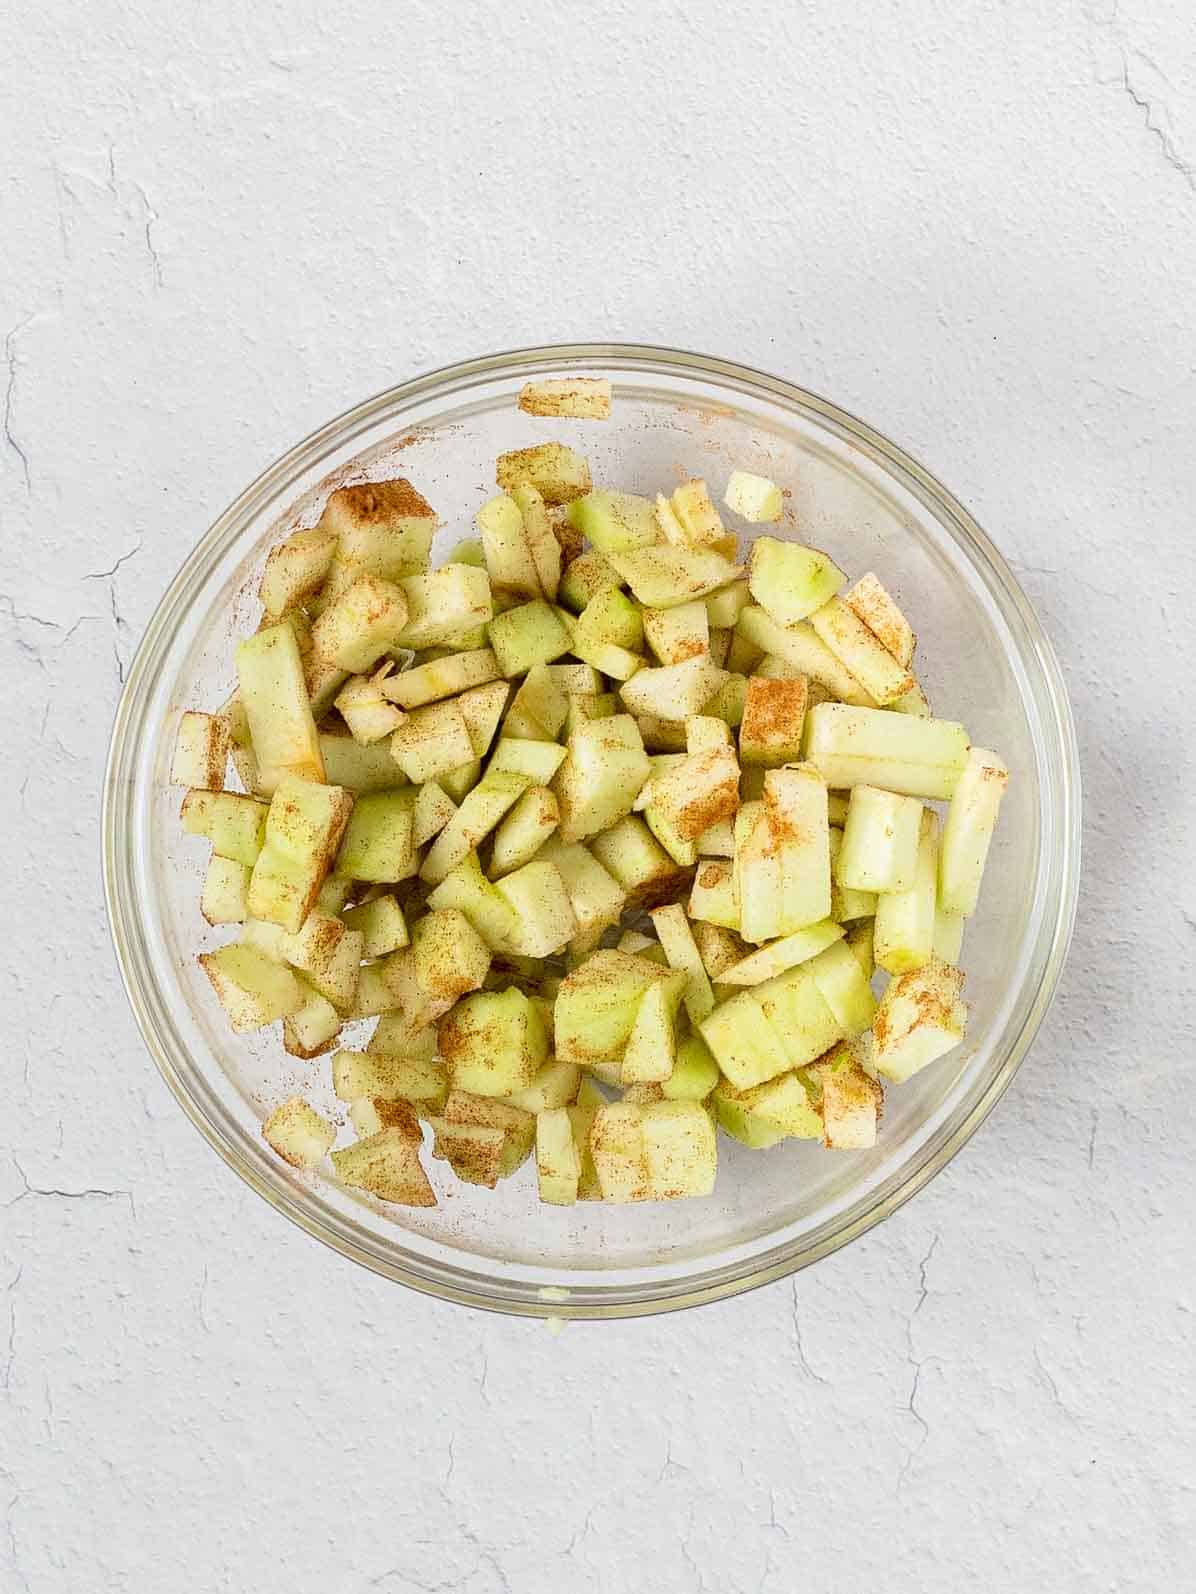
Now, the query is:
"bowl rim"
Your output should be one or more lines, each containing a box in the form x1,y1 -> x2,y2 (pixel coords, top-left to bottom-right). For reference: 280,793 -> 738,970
102,341 -> 1081,1319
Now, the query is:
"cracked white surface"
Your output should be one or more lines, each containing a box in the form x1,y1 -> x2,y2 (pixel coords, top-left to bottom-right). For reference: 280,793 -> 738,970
2,1 -> 1194,1589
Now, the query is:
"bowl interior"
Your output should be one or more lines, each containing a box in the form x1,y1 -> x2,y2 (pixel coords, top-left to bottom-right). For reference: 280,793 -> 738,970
107,348 -> 1075,1315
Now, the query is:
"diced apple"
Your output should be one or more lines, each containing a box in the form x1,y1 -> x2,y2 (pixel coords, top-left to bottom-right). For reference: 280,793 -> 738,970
739,676 -> 808,767
518,376 -> 611,420
319,478 -> 438,584
349,1095 -> 425,1141
490,785 -> 559,876
608,546 -> 742,609
488,599 -> 573,676
589,1102 -> 651,1202
536,1106 -> 582,1204
723,470 -> 783,524
309,576 -> 410,673
419,770 -> 530,885
438,986 -> 549,1096
752,964 -> 843,1071
649,903 -> 715,1024
263,1096 -> 336,1169
426,851 -> 515,948
718,919 -> 844,985
199,943 -> 304,1032
804,703 -> 971,799
494,859 -> 578,956
412,908 -> 492,1000
171,711 -> 230,790
805,938 -> 877,1037
382,648 -> 499,710
748,538 -> 845,626
477,493 -> 544,599
536,839 -> 625,939
874,810 -> 939,975
642,600 -> 710,665
699,991 -> 791,1090
318,730 -> 406,793
809,596 -> 913,705
502,663 -> 569,740
496,442 -> 592,505
872,957 -> 966,1083
621,973 -> 686,1083
689,857 -> 740,929
670,479 -> 727,547
391,697 -> 475,783
201,854 -> 252,924
735,606 -> 872,704
335,672 -> 408,744
640,1100 -> 717,1197
567,490 -> 659,553
440,1090 -> 536,1179
397,564 -> 493,649
248,777 -> 354,932
938,747 -> 1009,917
335,789 -> 414,883
333,1046 -> 448,1111
552,715 -> 650,844
332,1128 -> 437,1206
843,572 -> 915,667
505,1059 -> 582,1113
282,982 -> 343,1059
236,623 -> 326,791
259,525 -> 338,618
837,784 -> 924,893
620,655 -> 729,721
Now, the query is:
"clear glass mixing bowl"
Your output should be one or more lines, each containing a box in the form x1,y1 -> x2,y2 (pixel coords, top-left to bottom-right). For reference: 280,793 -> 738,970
102,344 -> 1080,1318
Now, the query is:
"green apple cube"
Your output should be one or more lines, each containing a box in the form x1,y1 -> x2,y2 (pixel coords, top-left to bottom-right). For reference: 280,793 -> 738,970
742,1071 -> 823,1139
620,655 -> 729,721
689,858 -> 740,929
552,714 -> 650,844
504,1059 -> 582,1113
536,1106 -> 582,1204
236,623 -> 326,791
382,648 -> 499,710
564,610 -> 644,682
701,671 -> 748,727
641,1100 -> 717,1197
390,698 -> 474,783
739,676 -> 809,767
723,469 -> 783,524
182,790 -> 269,866
670,479 -> 727,547
621,972 -> 686,1083
502,663 -> 569,740
334,674 -> 407,745
804,703 -> 971,799
591,814 -> 690,909
512,484 -> 561,601
426,852 -> 515,948
248,777 -> 354,932
692,920 -> 750,981
872,957 -> 967,1084
809,596 -> 914,705
419,769 -> 529,885
566,489 -> 659,553
649,903 -> 715,1024
440,1091 -> 536,1180
874,810 -> 939,974
199,943 -> 304,1032
488,599 -> 573,676
282,981 -> 343,1058
494,860 -> 577,956
397,564 -> 493,649
490,786 -> 560,876
496,442 -> 592,505
642,600 -> 710,665
318,478 -> 438,582
733,801 -> 781,943
345,961 -> 395,1020
699,991 -> 791,1090
477,492 -> 544,599
837,784 -> 923,894
171,710 -> 230,791
608,545 -> 741,609
201,854 -> 251,925
558,549 -> 623,615
437,759 -> 482,803
718,919 -> 844,986
939,747 -> 1009,916
846,920 -> 875,979
753,964 -> 843,1069
661,1034 -> 720,1101
764,763 -> 832,932
933,904 -> 965,963
713,1088 -> 787,1148
589,1102 -> 652,1202
335,790 -> 414,883
554,949 -> 674,1063
643,802 -> 697,867
804,1045 -> 883,1150
536,840 -> 625,937
705,578 -> 751,629
334,1048 -> 448,1112
318,730 -> 406,793
412,782 -> 456,848
332,1129 -> 436,1206
735,607 -> 872,704
456,680 -> 510,759
748,537 -> 845,626
805,938 -> 877,1037
263,1096 -> 336,1169
310,577 -> 410,673
259,525 -> 338,618
438,987 -> 548,1096
488,737 -> 568,785
843,572 -> 916,667
413,908 -> 492,1000
579,586 -> 643,652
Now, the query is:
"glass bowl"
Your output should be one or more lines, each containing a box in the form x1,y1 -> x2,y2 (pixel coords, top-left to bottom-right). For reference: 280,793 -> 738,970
102,343 -> 1080,1319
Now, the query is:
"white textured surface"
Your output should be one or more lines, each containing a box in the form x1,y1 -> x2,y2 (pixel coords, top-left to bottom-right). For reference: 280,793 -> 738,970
2,1 -> 1193,1588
